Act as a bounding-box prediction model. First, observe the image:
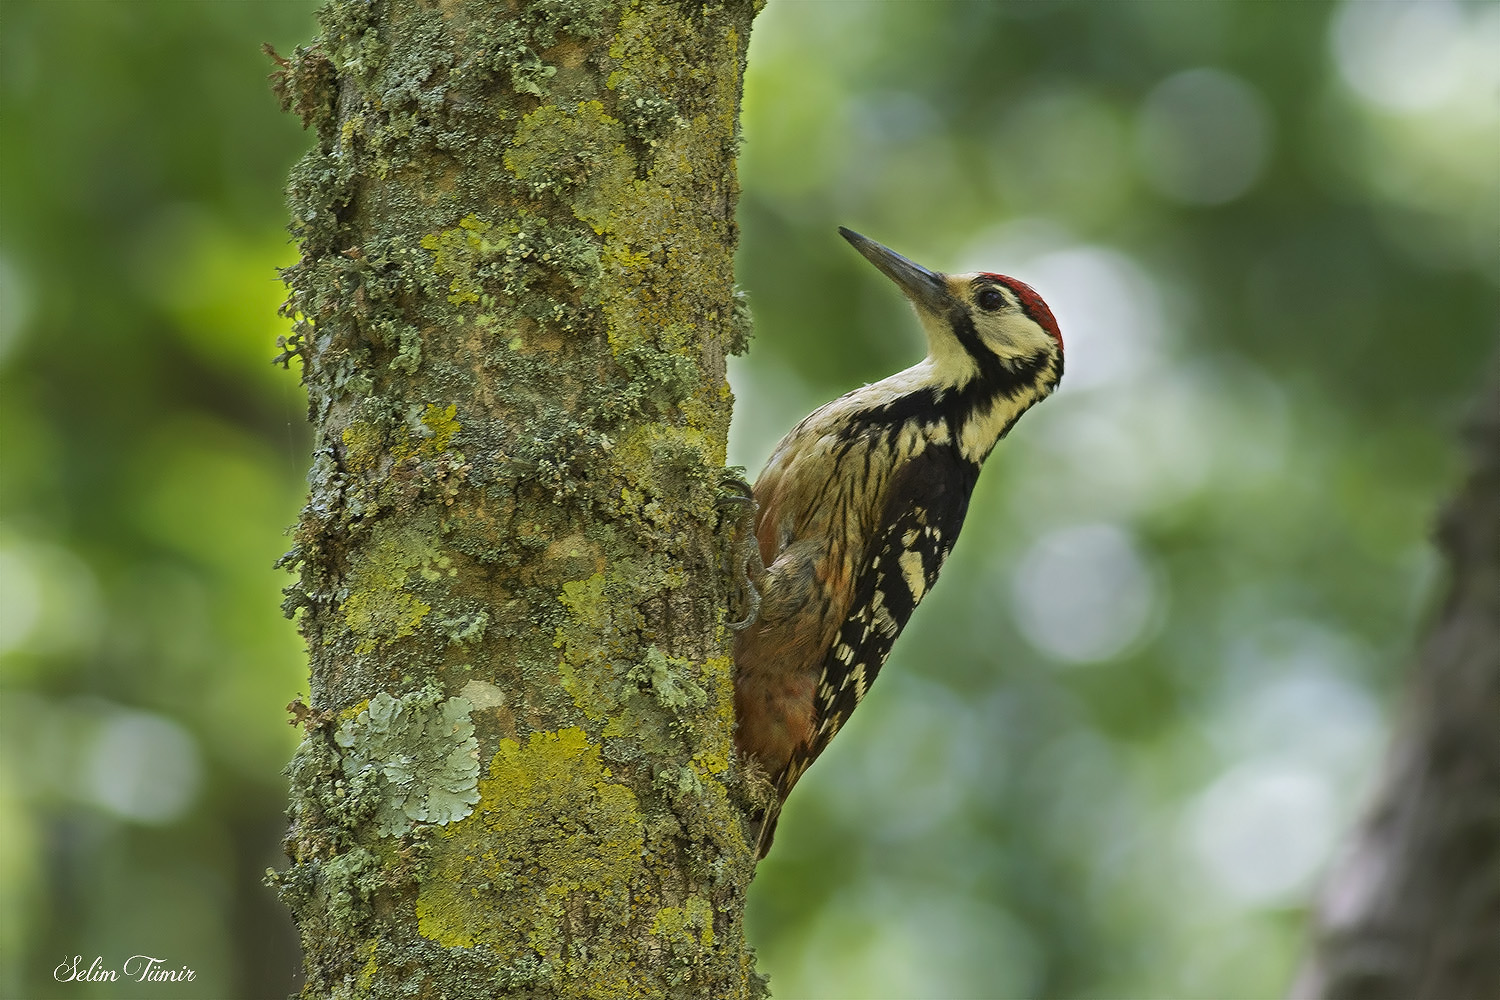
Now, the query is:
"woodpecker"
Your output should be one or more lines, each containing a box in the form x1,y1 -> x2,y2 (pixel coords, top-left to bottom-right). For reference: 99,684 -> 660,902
734,228 -> 1063,859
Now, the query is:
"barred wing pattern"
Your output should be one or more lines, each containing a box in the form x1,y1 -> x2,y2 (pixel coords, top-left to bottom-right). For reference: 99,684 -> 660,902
758,447 -> 979,852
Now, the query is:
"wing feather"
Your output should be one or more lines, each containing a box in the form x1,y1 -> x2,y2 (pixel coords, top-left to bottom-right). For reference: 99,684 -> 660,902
779,446 -> 978,795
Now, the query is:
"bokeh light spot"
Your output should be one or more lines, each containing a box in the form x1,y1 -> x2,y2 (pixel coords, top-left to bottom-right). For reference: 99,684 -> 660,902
1010,523 -> 1160,664
0,547 -> 41,656
784,883 -> 1041,1000
817,675 -> 984,844
0,533 -> 103,664
1185,760 -> 1338,906
1135,68 -> 1273,206
85,708 -> 202,825
1330,0 -> 1465,112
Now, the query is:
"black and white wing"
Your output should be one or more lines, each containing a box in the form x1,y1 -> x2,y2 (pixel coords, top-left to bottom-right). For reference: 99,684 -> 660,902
787,447 -> 980,790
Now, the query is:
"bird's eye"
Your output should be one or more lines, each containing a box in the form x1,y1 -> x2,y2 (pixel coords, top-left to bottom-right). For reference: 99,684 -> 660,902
976,287 -> 1005,312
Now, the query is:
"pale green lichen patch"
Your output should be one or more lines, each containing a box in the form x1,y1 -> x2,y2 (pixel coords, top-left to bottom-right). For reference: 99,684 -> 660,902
415,728 -> 644,971
458,678 -> 506,710
335,687 -> 481,837
631,645 -> 706,713
318,845 -> 379,935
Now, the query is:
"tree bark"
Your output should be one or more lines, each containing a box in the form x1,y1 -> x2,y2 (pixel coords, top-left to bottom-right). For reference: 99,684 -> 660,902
266,1 -> 764,996
1293,354 -> 1500,1000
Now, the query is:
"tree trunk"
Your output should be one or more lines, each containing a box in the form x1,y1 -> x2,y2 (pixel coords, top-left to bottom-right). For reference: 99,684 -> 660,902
1293,354 -> 1500,1000
266,0 -> 764,996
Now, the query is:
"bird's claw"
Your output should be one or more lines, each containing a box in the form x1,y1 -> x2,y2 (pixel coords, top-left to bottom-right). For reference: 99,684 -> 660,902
718,468 -> 763,631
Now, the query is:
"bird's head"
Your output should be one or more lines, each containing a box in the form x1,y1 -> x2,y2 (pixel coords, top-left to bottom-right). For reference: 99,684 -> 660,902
839,227 -> 1063,397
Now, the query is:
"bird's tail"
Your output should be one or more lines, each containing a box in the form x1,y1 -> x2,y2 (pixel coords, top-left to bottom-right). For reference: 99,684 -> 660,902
752,801 -> 782,861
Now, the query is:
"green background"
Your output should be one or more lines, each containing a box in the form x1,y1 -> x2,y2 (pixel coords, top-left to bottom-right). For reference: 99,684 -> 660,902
1,1 -> 1495,997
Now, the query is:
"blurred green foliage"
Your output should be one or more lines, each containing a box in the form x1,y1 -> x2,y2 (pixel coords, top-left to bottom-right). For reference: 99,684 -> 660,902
0,2 -> 317,996
0,1 -> 1495,998
732,2 -> 1496,998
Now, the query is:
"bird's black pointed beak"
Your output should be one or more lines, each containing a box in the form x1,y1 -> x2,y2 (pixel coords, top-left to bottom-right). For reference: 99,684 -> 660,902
839,227 -> 951,315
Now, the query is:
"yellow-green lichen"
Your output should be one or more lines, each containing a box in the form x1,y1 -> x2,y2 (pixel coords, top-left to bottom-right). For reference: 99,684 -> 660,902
420,214 -> 502,305
650,895 -> 715,952
505,101 -> 631,206
692,654 -> 736,779
418,207 -> 601,332
553,570 -> 657,739
341,420 -> 384,474
355,940 -> 377,993
339,520 -> 439,655
419,403 -> 460,454
387,401 -> 463,467
610,422 -> 721,525
504,100 -> 666,354
339,112 -> 366,151
415,727 -> 644,980
558,570 -> 606,625
554,571 -> 610,711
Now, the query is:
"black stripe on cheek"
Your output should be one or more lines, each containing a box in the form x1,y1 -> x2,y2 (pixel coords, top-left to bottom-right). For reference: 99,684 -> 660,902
947,307 -> 992,371
1004,351 -> 1050,387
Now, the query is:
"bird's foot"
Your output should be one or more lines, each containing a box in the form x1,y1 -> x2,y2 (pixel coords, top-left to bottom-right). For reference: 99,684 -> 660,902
717,468 -> 763,631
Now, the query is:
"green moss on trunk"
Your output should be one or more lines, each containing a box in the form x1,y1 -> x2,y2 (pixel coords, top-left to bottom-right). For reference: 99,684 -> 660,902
268,0 -> 764,995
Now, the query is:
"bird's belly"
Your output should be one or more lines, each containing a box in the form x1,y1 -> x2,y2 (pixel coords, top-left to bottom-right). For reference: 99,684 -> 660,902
733,663 -> 816,779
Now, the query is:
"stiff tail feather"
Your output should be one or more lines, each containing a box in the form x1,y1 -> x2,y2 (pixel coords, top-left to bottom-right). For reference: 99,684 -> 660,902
752,801 -> 783,860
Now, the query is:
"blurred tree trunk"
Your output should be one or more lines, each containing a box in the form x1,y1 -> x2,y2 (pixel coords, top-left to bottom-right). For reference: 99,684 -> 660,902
1293,357 -> 1500,1000
265,1 -> 764,996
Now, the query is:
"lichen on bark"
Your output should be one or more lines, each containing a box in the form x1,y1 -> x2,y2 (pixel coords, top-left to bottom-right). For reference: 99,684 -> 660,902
266,0 -> 765,995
